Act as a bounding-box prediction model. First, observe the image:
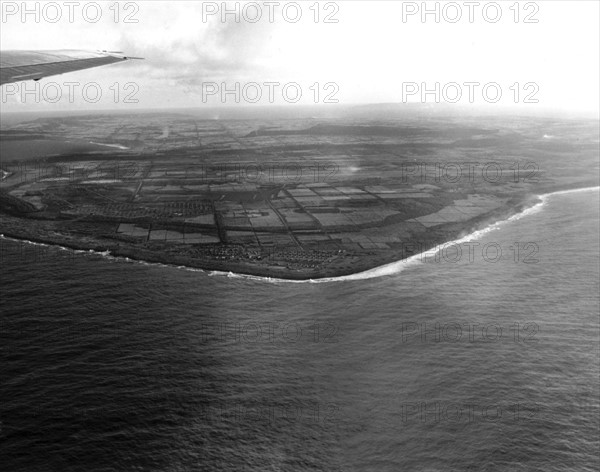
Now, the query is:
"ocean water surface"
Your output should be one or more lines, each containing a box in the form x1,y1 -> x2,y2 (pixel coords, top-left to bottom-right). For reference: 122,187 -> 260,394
1,188 -> 599,471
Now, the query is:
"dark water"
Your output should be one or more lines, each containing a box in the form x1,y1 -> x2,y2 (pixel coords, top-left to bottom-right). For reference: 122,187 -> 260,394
1,188 -> 599,471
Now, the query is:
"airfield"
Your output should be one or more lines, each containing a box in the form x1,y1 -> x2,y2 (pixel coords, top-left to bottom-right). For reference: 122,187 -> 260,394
1,111 -> 598,279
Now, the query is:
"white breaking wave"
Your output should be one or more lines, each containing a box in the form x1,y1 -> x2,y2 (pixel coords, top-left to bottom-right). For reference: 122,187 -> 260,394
0,235 -> 209,274
1,186 -> 597,284
218,186 -> 599,284
538,186 -> 599,199
90,142 -> 130,150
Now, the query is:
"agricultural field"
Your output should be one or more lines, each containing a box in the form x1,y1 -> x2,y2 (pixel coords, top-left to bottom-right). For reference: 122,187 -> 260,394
1,111 -> 598,279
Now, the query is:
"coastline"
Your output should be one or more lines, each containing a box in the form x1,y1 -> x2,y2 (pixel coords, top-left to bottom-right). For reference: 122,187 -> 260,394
4,185 -> 597,282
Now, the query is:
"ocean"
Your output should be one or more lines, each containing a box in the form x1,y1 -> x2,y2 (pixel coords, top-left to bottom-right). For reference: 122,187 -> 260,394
1,187 -> 599,471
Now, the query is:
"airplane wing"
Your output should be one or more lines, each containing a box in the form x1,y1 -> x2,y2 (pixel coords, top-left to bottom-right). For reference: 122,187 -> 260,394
0,50 -> 142,86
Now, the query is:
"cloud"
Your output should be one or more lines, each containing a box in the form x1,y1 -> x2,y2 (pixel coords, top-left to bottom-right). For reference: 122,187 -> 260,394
115,3 -> 278,90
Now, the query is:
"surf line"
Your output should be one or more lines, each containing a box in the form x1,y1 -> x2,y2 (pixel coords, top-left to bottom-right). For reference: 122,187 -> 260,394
2,186 -> 597,283
219,186 -> 600,284
0,233 -> 206,273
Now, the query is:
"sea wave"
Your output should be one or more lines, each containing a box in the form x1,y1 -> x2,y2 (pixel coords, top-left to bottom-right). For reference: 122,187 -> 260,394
227,186 -> 599,284
89,142 -> 130,150
2,186 -> 598,284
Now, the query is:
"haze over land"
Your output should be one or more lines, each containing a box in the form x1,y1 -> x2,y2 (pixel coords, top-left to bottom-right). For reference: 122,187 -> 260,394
1,106 -> 598,279
1,2 -> 598,276
1,3 -> 599,471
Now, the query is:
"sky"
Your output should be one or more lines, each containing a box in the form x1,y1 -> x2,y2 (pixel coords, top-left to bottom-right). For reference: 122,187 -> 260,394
1,0 -> 599,115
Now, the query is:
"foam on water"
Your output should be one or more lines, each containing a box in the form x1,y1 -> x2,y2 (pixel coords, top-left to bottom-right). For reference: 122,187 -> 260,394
2,187 -> 598,284
89,142 -> 130,150
224,186 -> 598,284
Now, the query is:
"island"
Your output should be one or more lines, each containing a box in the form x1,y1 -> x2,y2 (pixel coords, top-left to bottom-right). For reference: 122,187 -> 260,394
1,108 -> 598,280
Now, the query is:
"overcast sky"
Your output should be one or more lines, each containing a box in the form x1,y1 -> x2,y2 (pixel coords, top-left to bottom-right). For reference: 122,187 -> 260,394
1,1 -> 598,115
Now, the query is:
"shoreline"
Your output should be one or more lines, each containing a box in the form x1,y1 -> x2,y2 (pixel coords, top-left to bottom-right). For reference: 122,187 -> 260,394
1,185 -> 598,283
